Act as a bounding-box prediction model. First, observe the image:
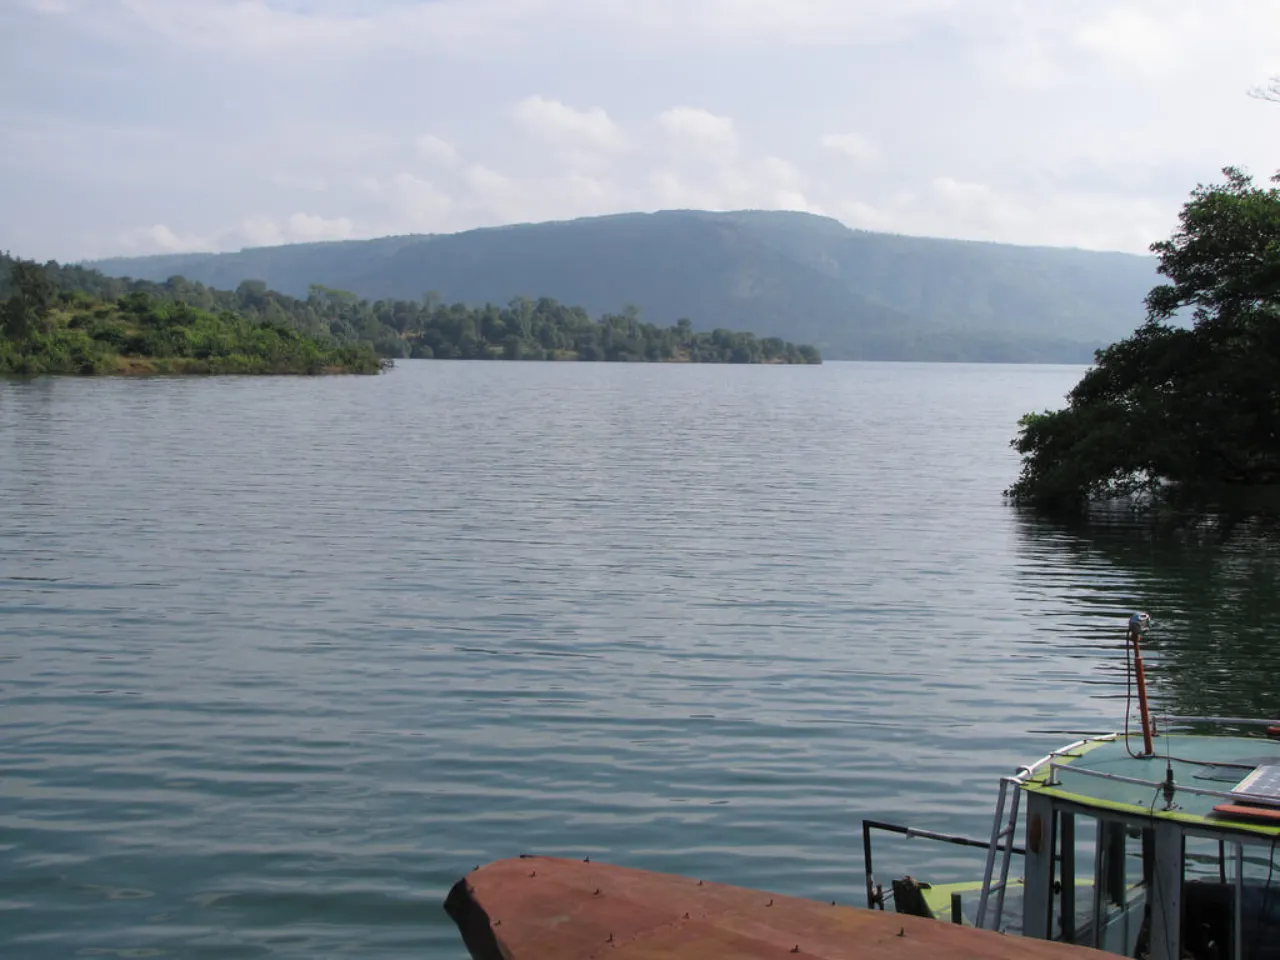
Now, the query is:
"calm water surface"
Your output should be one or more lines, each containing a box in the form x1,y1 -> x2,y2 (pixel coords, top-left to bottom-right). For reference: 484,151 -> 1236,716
2,360 -> 1277,958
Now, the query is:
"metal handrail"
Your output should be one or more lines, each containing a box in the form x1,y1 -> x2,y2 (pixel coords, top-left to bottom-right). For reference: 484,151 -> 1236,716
861,819 -> 1026,911
864,819 -> 1027,855
862,722 -> 1278,920
1046,761 -> 1265,804
1015,735 -> 1118,782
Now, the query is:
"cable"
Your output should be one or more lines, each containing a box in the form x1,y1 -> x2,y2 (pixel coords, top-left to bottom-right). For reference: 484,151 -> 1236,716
1144,784 -> 1177,958
1162,731 -> 1177,812
1121,613 -> 1263,772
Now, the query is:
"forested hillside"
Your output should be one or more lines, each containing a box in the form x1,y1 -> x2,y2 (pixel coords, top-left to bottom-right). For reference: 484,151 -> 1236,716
91,210 -> 1158,362
0,257 -> 384,375
3,254 -> 819,367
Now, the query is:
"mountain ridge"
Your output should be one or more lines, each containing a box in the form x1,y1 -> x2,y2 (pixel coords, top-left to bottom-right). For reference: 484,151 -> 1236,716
88,209 -> 1159,362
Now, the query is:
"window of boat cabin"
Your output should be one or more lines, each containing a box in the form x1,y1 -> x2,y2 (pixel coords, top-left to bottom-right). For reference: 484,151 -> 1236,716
1051,812 -> 1279,960
1181,832 -> 1280,960
1049,813 -> 1148,956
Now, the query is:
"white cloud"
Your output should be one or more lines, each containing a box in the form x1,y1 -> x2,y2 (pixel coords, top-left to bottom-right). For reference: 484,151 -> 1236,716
463,164 -> 517,199
287,212 -> 355,241
21,0 -> 975,57
648,169 -> 720,209
1073,8 -> 1185,76
239,216 -> 285,248
272,173 -> 328,191
821,132 -> 879,165
580,0 -> 980,49
386,174 -> 454,229
454,164 -> 618,224
773,190 -> 821,213
931,176 -> 993,207
30,0 -> 532,57
415,134 -> 459,167
647,155 -> 819,214
852,175 -> 1173,251
760,156 -> 802,188
117,223 -> 212,253
20,0 -> 1280,75
7,0 -> 1279,261
839,200 -> 892,231
146,212 -> 360,253
657,107 -> 738,162
512,96 -> 627,157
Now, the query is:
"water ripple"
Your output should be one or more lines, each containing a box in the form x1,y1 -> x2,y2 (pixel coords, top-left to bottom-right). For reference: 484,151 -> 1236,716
2,361 -> 1277,958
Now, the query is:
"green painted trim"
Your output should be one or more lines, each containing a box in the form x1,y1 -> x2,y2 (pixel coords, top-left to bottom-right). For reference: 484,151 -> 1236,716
919,879 -> 1010,921
1021,734 -> 1280,838
1021,783 -> 1280,837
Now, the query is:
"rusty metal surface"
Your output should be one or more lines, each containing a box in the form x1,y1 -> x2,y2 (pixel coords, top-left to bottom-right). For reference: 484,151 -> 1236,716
444,856 -> 1111,960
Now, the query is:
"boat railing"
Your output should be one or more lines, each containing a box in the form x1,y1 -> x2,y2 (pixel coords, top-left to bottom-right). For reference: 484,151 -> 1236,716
1015,735 -> 1118,783
1033,719 -> 1280,808
1043,760 -> 1265,806
863,738 -> 1116,914
865,724 -> 1278,921
861,819 -> 1025,911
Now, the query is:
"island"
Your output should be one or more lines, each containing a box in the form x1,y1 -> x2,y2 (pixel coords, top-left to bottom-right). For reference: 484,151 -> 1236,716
1,253 -> 821,375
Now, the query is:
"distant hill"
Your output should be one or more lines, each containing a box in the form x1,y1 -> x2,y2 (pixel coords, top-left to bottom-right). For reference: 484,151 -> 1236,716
89,210 -> 1159,362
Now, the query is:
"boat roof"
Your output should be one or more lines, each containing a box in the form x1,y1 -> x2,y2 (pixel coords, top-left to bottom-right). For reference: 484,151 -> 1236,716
1023,733 -> 1280,839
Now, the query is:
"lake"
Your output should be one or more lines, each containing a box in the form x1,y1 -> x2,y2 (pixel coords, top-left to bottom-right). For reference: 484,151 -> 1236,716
2,360 -> 1277,958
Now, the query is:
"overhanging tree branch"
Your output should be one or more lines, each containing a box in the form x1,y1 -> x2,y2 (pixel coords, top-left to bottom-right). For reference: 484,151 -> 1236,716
1007,168 -> 1280,513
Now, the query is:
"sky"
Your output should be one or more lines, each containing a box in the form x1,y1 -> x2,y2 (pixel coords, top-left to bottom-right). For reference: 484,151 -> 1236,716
2,0 -> 1279,262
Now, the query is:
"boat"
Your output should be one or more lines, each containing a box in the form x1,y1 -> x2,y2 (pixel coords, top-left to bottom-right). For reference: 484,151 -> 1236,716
446,612 -> 1280,960
445,854 -> 1117,959
862,613 -> 1280,960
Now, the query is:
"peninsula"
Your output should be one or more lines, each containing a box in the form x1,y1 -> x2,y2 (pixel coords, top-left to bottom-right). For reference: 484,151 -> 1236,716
1,256 -> 384,376
2,253 -> 821,371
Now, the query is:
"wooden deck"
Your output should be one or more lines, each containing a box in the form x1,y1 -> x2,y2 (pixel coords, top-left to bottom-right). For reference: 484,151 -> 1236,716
445,856 -> 1111,959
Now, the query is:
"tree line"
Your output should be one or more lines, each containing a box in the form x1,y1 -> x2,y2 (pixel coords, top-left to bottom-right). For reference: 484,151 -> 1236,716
0,257 -> 384,375
1,255 -> 821,366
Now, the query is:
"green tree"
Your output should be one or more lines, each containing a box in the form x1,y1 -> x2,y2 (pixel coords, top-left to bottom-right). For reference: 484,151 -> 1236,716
2,252 -> 821,369
3,259 -> 57,340
1008,168 -> 1280,511
0,258 -> 384,376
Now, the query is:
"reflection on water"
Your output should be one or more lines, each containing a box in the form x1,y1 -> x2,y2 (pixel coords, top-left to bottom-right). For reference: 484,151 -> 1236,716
1013,510 -> 1280,722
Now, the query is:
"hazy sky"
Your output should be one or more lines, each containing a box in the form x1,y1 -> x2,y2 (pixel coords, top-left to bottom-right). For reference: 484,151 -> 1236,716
3,0 -> 1278,261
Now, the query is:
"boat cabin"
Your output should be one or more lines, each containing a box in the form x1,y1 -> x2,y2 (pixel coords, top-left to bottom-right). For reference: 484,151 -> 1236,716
864,614 -> 1280,960
865,729 -> 1280,960
1017,729 -> 1279,959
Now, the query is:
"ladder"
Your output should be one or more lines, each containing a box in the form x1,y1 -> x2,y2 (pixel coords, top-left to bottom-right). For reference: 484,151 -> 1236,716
975,776 -> 1022,931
